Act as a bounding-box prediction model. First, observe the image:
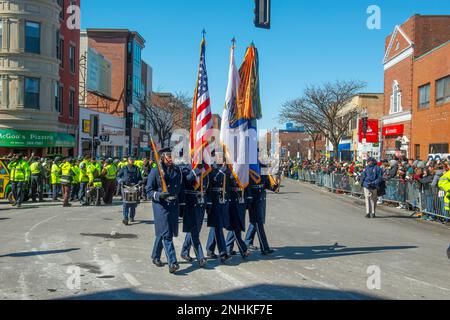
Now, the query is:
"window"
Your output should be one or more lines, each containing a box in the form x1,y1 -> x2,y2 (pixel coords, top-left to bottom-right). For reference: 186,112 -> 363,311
24,78 -> 40,109
69,89 -> 75,118
429,143 -> 449,154
55,83 -> 63,114
350,115 -> 358,130
69,45 -> 75,73
436,76 -> 450,106
390,81 -> 402,114
25,21 -> 40,54
59,38 -> 64,68
0,20 -> 3,49
418,83 -> 430,109
56,31 -> 62,62
414,144 -> 420,160
57,0 -> 64,20
0,77 -> 2,104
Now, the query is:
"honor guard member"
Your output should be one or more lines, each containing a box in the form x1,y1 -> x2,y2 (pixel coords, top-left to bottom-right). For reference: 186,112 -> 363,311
244,164 -> 278,255
30,156 -> 44,202
78,157 -> 90,206
205,151 -> 232,262
179,163 -> 208,268
117,157 -> 143,225
146,147 -> 185,274
8,154 -> 30,208
225,173 -> 251,258
102,158 -> 117,205
70,158 -> 81,202
51,157 -> 62,201
60,157 -> 73,207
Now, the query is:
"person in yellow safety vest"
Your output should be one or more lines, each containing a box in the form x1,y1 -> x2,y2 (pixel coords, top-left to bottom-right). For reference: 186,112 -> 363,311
118,157 -> 127,169
51,157 -> 62,201
102,158 -> 117,205
87,158 -> 103,206
78,158 -> 90,206
29,156 -> 44,203
438,168 -> 450,215
70,158 -> 81,202
8,154 -> 30,208
60,157 -> 73,207
135,159 -> 143,169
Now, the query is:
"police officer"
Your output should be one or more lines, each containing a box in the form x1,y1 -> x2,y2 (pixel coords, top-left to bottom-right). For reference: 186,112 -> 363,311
244,165 -> 278,255
29,156 -> 44,203
117,157 -> 143,225
102,158 -> 117,205
8,154 -> 30,208
225,173 -> 251,259
179,163 -> 208,268
51,157 -> 62,201
70,158 -> 81,202
146,147 -> 185,274
205,151 -> 232,263
60,157 -> 73,207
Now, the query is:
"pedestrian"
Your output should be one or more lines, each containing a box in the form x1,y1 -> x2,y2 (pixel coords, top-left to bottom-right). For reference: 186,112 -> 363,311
146,147 -> 184,274
29,156 -> 44,203
60,157 -> 73,207
116,157 -> 142,225
360,157 -> 383,218
70,158 -> 81,202
102,158 -> 117,205
179,162 -> 208,268
78,158 -> 90,206
8,154 -> 30,208
51,157 -> 62,201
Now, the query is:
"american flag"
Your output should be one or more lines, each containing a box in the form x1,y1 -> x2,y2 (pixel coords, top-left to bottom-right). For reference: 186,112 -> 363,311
191,38 -> 213,184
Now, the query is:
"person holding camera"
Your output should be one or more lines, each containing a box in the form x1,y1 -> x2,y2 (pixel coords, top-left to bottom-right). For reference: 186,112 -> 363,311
360,157 -> 383,219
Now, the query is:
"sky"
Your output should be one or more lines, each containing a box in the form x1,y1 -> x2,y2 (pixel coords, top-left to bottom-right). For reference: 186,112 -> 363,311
80,0 -> 449,130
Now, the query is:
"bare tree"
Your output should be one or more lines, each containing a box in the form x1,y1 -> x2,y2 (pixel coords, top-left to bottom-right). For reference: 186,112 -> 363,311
280,80 -> 366,160
139,92 -> 192,147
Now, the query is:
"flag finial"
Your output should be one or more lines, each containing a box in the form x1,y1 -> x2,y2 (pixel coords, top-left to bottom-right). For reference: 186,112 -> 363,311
202,29 -> 206,39
231,37 -> 236,48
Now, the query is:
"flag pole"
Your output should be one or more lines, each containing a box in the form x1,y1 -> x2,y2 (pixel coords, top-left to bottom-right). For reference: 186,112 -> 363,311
150,138 -> 168,193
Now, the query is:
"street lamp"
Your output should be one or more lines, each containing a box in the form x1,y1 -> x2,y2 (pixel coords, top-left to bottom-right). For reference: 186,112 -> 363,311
297,139 -> 300,159
287,143 -> 291,158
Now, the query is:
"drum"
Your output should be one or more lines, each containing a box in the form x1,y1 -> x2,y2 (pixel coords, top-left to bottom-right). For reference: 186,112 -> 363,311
123,186 -> 139,204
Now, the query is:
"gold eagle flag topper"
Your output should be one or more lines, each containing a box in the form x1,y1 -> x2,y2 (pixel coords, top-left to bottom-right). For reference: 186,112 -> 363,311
150,138 -> 168,193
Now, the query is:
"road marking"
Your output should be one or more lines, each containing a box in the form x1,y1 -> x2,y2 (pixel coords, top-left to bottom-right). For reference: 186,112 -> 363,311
24,215 -> 59,243
404,276 -> 450,292
111,254 -> 121,264
123,273 -> 141,287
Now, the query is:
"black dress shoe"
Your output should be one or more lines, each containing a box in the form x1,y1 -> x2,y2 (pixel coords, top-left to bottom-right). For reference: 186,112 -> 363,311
262,249 -> 274,255
229,250 -> 238,256
199,258 -> 207,268
220,254 -> 232,263
122,219 -> 129,226
181,255 -> 195,262
248,245 -> 258,251
169,264 -> 177,274
365,214 -> 371,219
130,218 -> 136,223
206,252 -> 218,259
152,259 -> 164,267
242,250 -> 251,258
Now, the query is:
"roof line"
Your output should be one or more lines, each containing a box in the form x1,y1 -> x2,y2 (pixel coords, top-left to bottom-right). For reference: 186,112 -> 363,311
414,40 -> 450,61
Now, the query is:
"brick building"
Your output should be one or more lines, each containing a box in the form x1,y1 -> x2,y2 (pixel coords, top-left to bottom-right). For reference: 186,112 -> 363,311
57,0 -> 80,156
382,15 -> 450,159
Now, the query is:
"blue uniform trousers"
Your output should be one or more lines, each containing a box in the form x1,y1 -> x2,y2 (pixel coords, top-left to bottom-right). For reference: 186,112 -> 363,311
151,235 -> 177,266
245,221 -> 270,252
122,203 -> 137,220
226,230 -> 248,256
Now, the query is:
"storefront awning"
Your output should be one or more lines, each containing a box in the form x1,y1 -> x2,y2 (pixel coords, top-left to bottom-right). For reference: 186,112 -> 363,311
0,129 -> 76,148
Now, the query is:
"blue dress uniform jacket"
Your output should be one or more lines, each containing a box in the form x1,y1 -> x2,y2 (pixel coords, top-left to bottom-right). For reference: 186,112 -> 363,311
146,165 -> 185,238
227,173 -> 249,232
207,164 -> 231,229
248,175 -> 275,225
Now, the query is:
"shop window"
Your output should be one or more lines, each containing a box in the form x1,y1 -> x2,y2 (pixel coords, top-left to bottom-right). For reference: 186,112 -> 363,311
25,21 -> 40,54
418,83 -> 430,109
436,75 -> 450,106
429,143 -> 449,154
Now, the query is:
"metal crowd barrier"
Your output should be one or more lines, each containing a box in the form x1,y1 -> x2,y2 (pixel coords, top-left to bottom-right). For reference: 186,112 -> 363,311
296,170 -> 448,221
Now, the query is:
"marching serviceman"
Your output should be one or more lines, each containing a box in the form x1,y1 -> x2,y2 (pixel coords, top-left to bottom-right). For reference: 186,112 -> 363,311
102,158 -> 117,205
29,156 -> 44,203
116,157 -> 142,225
51,157 -> 62,201
225,173 -> 251,259
146,147 -> 185,274
179,163 -> 208,268
244,164 -> 278,255
8,154 -> 30,208
60,157 -> 73,207
205,151 -> 232,263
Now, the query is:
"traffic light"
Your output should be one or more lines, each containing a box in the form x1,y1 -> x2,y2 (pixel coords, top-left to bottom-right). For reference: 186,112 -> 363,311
254,0 -> 271,29
90,114 -> 99,138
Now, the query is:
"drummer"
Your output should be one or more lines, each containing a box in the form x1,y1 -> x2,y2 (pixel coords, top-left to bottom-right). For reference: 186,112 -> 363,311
116,156 -> 143,226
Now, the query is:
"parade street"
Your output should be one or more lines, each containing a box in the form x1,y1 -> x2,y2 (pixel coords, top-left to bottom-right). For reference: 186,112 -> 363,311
1,179 -> 450,300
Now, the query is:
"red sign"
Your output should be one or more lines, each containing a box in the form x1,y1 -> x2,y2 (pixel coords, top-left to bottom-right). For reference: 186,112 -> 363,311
358,119 -> 379,143
383,124 -> 404,137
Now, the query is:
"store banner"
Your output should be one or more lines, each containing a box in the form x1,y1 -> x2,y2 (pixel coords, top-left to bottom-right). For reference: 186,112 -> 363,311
383,124 -> 404,137
0,130 -> 76,148
358,119 -> 379,143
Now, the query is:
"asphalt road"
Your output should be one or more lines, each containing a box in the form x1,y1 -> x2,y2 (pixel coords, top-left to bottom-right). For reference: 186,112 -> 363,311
1,179 -> 450,300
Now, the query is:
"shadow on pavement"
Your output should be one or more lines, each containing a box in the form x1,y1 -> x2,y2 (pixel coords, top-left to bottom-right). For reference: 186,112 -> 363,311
250,244 -> 417,261
60,284 -> 379,300
0,248 -> 80,258
0,217 -> 11,221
